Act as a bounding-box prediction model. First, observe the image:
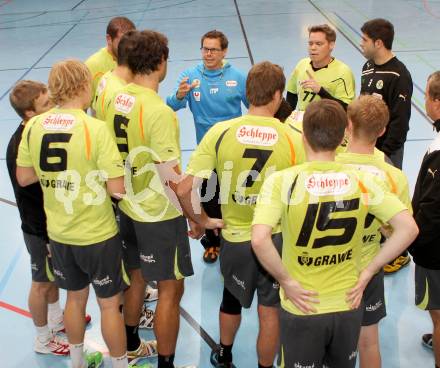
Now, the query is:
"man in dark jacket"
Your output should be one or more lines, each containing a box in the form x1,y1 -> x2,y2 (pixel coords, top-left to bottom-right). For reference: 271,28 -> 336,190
360,18 -> 413,274
409,71 -> 440,367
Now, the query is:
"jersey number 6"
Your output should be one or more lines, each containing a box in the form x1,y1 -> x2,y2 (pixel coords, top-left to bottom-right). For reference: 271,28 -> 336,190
39,133 -> 72,172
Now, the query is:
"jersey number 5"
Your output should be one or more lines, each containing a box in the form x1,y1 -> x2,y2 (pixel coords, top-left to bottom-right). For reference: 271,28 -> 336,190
114,114 -> 130,154
297,198 -> 359,248
39,133 -> 72,172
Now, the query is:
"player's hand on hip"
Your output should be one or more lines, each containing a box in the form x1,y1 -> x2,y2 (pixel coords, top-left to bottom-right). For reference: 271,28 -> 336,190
188,219 -> 204,239
204,217 -> 225,235
176,77 -> 197,100
282,278 -> 319,314
346,268 -> 374,309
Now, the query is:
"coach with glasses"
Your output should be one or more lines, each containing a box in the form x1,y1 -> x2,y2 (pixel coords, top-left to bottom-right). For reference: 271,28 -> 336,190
167,30 -> 248,264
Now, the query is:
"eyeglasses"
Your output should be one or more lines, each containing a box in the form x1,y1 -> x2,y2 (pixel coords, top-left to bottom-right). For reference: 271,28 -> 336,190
200,47 -> 223,54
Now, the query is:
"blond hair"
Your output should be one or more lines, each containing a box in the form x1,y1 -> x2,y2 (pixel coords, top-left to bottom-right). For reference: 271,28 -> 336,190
48,59 -> 91,106
348,95 -> 389,144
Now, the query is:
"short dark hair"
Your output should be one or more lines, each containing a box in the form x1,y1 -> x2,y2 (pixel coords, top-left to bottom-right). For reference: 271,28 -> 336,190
348,95 -> 389,144
361,18 -> 394,50
308,24 -> 336,43
246,62 -> 285,107
428,71 -> 440,100
201,30 -> 228,50
303,99 -> 347,152
117,30 -> 140,66
106,16 -> 136,40
126,30 -> 169,75
9,80 -> 47,119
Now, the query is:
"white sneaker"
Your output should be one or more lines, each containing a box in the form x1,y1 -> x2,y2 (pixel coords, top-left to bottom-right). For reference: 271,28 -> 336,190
127,339 -> 158,362
139,305 -> 154,329
144,284 -> 158,303
34,334 -> 70,356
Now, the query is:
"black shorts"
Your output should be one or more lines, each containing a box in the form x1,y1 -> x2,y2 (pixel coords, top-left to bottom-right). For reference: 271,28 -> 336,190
119,211 -> 194,281
415,264 -> 440,310
49,234 -> 129,298
362,271 -> 386,326
279,307 -> 363,368
220,233 -> 282,308
23,232 -> 53,283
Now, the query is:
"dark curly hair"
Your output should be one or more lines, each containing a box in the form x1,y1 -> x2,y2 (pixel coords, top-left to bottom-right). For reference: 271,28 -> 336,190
126,30 -> 169,75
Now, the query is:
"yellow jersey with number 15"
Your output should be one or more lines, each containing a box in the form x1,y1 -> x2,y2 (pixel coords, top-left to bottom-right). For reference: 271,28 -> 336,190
253,161 -> 407,315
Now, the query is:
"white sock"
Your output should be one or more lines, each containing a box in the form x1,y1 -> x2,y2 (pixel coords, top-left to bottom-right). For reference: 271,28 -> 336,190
111,353 -> 128,368
48,301 -> 63,327
69,343 -> 86,368
35,325 -> 51,344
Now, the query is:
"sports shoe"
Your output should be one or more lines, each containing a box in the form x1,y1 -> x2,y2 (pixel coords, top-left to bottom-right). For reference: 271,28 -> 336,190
210,348 -> 236,368
86,351 -> 103,368
139,305 -> 154,329
383,255 -> 411,274
34,334 -> 70,356
53,313 -> 92,334
127,339 -> 158,361
422,333 -> 433,349
144,284 -> 158,303
201,235 -> 219,264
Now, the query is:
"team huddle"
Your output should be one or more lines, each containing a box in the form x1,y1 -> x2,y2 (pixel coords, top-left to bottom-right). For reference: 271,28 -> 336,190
6,13 -> 440,368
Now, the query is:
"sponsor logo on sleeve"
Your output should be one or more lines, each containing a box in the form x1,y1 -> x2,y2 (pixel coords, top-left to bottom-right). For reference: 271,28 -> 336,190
226,80 -> 238,87
305,173 -> 351,196
193,91 -> 201,102
236,125 -> 278,146
114,93 -> 135,114
42,114 -> 76,131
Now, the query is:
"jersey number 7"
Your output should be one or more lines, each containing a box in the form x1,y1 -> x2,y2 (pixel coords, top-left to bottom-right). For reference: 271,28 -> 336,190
242,148 -> 273,187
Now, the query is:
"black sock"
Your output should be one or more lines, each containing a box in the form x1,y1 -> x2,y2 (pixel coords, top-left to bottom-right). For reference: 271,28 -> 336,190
125,324 -> 140,352
218,342 -> 233,363
158,354 -> 175,368
258,364 -> 273,368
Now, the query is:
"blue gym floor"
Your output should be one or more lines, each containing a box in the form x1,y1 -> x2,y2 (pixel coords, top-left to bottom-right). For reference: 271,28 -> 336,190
0,0 -> 438,367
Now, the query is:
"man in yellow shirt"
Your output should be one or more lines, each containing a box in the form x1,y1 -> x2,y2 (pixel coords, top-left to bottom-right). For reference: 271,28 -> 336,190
251,99 -> 418,368
91,30 -> 138,121
85,17 -> 135,99
108,30 -> 208,368
286,24 -> 355,111
336,95 -> 411,368
16,60 -> 149,368
177,62 -> 305,368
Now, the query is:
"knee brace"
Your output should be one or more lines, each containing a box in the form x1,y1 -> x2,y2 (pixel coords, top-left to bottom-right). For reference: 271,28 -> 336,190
220,287 -> 242,315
